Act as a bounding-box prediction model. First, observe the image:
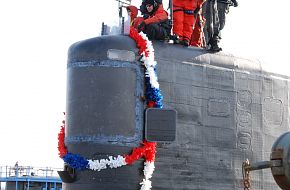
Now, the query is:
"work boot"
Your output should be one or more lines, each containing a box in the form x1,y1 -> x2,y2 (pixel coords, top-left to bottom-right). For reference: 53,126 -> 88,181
171,34 -> 180,44
209,37 -> 222,52
210,41 -> 222,52
181,39 -> 189,47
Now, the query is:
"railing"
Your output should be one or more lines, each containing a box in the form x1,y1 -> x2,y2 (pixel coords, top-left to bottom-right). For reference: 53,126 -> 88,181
0,166 -> 62,179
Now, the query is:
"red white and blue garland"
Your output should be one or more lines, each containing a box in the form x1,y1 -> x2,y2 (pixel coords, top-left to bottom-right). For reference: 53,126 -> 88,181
58,28 -> 163,190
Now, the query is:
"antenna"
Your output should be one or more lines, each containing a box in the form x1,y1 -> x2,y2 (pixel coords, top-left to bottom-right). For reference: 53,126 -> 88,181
116,0 -> 132,17
115,0 -> 131,34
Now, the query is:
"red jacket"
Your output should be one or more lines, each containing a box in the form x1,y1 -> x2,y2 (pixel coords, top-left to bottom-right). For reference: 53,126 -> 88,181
143,4 -> 168,25
127,5 -> 144,29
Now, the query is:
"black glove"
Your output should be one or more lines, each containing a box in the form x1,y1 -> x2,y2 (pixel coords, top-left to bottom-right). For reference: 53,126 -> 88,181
231,0 -> 238,7
143,14 -> 150,19
138,21 -> 146,32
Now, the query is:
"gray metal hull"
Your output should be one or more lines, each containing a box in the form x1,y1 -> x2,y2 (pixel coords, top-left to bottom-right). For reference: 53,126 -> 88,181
64,35 -> 290,189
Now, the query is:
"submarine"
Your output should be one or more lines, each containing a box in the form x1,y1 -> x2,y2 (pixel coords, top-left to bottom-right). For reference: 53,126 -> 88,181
57,1 -> 290,190
58,33 -> 290,189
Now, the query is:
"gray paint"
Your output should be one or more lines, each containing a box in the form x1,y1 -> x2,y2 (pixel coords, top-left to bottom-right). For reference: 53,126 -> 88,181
64,35 -> 290,189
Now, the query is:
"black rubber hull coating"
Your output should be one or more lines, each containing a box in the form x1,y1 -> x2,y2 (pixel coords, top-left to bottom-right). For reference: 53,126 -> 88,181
65,35 -> 145,189
64,35 -> 290,189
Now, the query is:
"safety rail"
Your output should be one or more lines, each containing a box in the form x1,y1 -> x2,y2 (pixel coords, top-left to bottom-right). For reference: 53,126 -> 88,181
0,166 -> 62,180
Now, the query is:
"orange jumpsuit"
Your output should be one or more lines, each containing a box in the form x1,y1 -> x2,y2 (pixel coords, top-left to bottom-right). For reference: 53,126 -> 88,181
173,0 -> 204,43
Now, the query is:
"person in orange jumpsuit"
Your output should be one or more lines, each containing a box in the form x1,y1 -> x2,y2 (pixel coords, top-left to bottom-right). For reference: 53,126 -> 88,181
173,0 -> 204,46
126,5 -> 144,30
190,8 -> 206,47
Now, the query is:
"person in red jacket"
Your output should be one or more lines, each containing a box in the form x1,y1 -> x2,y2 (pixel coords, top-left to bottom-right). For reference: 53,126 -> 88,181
126,5 -> 144,30
173,0 -> 204,46
137,0 -> 171,40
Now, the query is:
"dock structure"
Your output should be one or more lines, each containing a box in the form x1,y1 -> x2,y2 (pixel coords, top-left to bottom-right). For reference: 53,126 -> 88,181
0,166 -> 62,190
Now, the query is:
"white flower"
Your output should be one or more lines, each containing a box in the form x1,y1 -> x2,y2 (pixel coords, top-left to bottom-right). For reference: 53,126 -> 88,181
88,155 -> 126,171
140,179 -> 152,190
143,161 -> 155,180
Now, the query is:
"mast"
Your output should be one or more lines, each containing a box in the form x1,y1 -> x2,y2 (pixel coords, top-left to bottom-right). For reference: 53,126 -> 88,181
116,0 -> 131,34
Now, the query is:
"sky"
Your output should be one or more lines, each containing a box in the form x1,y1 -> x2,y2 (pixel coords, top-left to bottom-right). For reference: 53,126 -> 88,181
0,0 -> 290,169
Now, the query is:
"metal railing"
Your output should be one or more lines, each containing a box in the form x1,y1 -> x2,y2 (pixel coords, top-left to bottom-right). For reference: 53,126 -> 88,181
0,166 -> 62,179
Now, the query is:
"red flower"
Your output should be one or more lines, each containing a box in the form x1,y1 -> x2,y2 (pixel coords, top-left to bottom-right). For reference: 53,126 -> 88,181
147,101 -> 156,108
58,125 -> 67,158
129,28 -> 149,57
125,140 -> 157,164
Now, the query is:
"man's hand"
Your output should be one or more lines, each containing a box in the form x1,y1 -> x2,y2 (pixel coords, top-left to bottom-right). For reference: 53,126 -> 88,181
138,21 -> 146,32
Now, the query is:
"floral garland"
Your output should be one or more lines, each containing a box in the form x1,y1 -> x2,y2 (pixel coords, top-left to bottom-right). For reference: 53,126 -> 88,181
129,28 -> 163,108
58,28 -> 162,190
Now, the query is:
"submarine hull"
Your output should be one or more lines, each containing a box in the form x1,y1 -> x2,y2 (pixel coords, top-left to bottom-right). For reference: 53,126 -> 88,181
64,35 -> 290,189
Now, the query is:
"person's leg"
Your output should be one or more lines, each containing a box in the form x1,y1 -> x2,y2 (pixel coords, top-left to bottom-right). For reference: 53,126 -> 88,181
182,0 -> 197,46
145,23 -> 167,40
212,0 -> 220,35
183,12 -> 195,46
207,2 -> 227,52
203,0 -> 219,47
207,0 -> 222,52
217,2 -> 228,37
173,10 -> 184,42
210,34 -> 222,52
172,0 -> 185,42
202,1 -> 211,45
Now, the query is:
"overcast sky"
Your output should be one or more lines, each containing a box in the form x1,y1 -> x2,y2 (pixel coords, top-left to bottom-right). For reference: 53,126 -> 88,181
0,0 -> 289,168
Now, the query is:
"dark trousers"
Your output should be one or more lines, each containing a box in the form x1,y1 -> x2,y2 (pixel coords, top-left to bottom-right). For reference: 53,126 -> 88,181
216,2 -> 228,35
144,23 -> 169,40
203,0 -> 228,43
